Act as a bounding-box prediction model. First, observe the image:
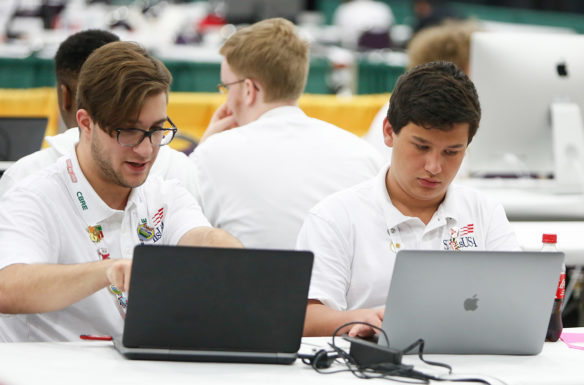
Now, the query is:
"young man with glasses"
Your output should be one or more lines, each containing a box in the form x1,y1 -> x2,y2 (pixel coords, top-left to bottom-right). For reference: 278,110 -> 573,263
0,41 -> 241,342
191,18 -> 383,249
0,29 -> 201,199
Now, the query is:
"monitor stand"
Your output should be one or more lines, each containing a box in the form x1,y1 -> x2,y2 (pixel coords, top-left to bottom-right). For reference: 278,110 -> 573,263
551,101 -> 584,194
457,102 -> 584,220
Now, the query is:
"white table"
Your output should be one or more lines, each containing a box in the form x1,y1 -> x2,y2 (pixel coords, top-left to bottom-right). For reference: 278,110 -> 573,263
0,332 -> 582,385
447,180 -> 584,265
511,221 -> 584,265
457,179 -> 584,221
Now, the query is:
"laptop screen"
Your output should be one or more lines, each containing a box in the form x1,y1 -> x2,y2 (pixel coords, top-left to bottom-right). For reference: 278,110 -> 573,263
381,250 -> 563,355
122,245 -> 313,358
0,117 -> 48,161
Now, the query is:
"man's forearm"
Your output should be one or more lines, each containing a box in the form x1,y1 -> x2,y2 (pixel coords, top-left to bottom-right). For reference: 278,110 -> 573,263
304,300 -> 384,337
0,260 -> 114,314
179,227 -> 243,248
304,301 -> 357,336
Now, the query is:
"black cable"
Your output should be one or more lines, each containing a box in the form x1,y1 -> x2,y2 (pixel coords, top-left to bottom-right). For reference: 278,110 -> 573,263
299,321 -> 506,385
401,339 -> 452,373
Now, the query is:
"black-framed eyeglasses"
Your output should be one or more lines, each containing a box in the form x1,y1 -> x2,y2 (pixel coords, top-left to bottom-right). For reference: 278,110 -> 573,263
115,117 -> 177,147
216,79 -> 245,94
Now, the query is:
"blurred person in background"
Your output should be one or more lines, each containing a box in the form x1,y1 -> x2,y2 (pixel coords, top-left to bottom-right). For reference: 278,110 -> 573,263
0,29 -> 201,199
413,0 -> 462,34
363,20 -> 479,158
190,18 -> 383,250
333,0 -> 394,50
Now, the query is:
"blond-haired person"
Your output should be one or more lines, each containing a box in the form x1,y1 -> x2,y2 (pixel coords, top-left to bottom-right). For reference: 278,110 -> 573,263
364,21 -> 479,157
408,21 -> 478,75
0,42 -> 241,342
190,18 -> 383,249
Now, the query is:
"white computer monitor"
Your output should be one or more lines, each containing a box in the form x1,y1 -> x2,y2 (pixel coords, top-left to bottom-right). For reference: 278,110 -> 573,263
468,32 -> 584,193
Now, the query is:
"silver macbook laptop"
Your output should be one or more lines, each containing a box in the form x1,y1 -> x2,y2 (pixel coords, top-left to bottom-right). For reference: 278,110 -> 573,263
380,250 -> 563,355
113,245 -> 313,364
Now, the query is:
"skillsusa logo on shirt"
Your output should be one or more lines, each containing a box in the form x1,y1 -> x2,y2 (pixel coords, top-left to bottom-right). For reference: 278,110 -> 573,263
442,224 -> 478,250
151,207 -> 165,243
137,207 -> 165,244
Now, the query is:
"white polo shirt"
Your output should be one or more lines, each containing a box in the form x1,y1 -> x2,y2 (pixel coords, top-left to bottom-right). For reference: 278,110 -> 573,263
0,128 -> 200,200
363,101 -> 392,158
191,106 -> 383,249
297,165 -> 521,312
0,148 -> 210,342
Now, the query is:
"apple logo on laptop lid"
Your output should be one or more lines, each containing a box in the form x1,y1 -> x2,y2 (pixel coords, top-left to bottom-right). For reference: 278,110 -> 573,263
464,294 -> 479,311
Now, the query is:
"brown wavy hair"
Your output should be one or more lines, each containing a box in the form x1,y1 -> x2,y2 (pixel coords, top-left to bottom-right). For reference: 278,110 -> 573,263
76,41 -> 172,135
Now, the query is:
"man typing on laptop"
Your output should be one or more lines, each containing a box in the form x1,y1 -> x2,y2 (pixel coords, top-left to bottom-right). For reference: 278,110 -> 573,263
298,61 -> 521,338
0,42 -> 241,342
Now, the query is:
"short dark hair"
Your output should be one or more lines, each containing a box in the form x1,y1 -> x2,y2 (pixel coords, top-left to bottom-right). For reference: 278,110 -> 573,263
387,61 -> 481,143
54,29 -> 119,87
77,41 -> 172,135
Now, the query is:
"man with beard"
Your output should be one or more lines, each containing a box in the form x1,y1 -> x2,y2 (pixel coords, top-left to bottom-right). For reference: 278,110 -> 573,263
0,41 -> 241,342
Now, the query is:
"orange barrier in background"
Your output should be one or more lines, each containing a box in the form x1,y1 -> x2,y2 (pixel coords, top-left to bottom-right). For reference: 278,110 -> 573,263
0,88 -> 389,150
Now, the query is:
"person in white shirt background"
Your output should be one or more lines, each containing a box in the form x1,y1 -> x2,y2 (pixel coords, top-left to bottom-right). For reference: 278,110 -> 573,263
190,17 -> 383,250
364,20 -> 478,160
332,0 -> 394,50
298,61 -> 521,337
0,41 -> 241,342
0,29 -> 201,199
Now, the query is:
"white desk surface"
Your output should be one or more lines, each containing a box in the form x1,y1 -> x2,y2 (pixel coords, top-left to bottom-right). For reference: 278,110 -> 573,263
456,180 -> 584,265
511,221 -> 584,265
0,331 -> 582,385
457,179 -> 584,220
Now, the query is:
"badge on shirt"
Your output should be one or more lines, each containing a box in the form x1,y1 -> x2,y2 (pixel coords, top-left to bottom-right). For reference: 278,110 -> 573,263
389,240 -> 401,253
66,159 -> 78,183
152,207 -> 164,226
88,225 -> 104,243
97,247 -> 110,260
459,224 -> 474,235
386,228 -> 402,253
443,224 -> 478,250
109,285 -> 128,310
137,223 -> 154,241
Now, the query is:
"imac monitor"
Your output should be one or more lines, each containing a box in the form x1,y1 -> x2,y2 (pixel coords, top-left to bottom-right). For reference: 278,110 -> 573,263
468,32 -> 584,192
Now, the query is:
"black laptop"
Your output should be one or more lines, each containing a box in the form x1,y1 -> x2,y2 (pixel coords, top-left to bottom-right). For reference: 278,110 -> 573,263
0,117 -> 48,162
113,245 -> 313,364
